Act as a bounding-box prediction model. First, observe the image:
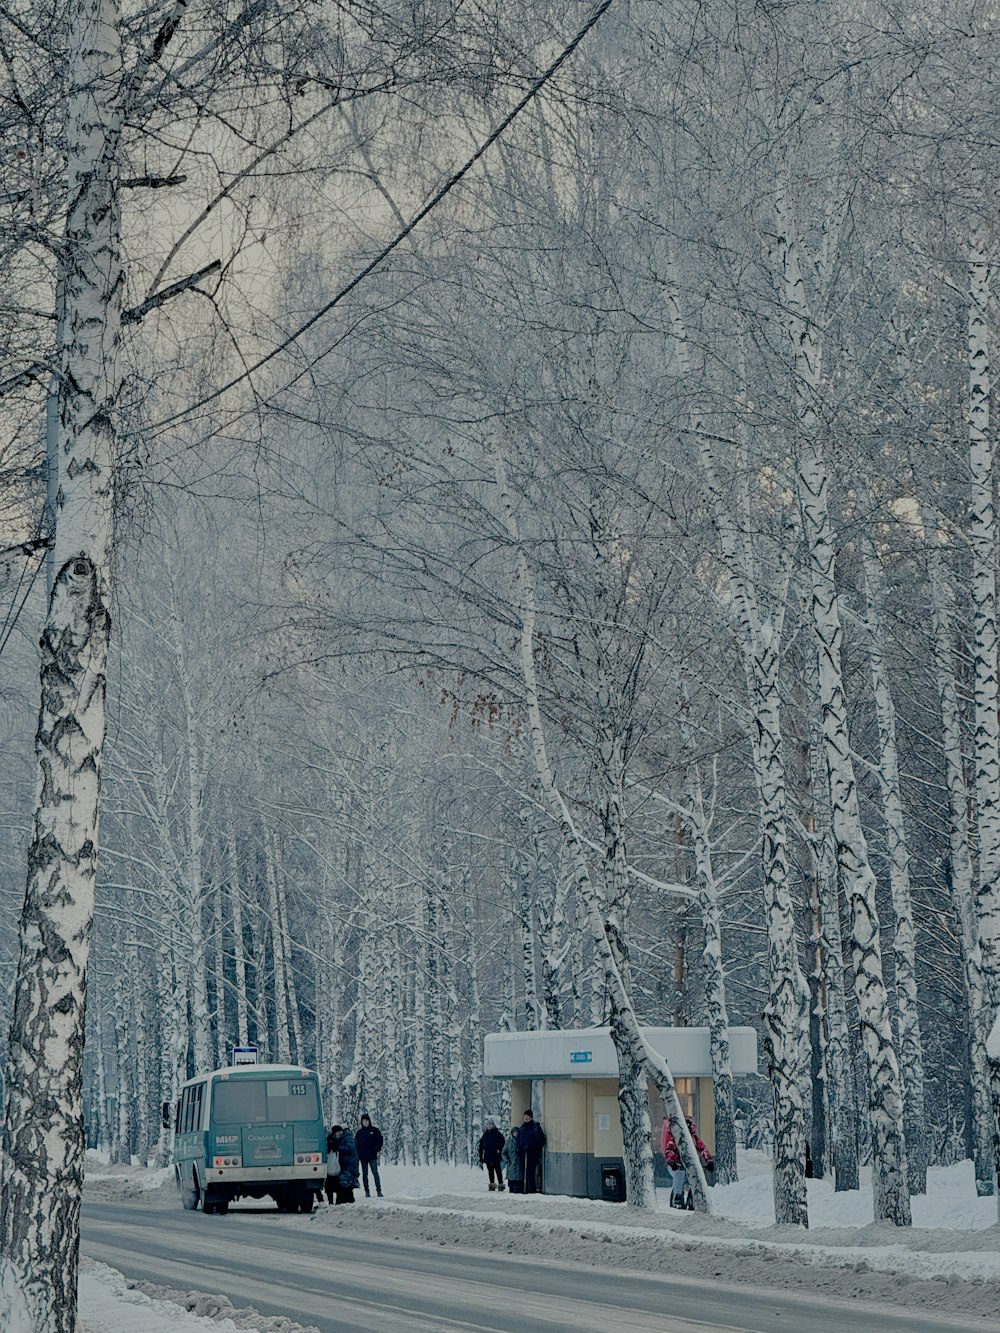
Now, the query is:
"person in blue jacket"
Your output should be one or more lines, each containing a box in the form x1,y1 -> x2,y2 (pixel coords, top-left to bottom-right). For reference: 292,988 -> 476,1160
327,1124 -> 359,1204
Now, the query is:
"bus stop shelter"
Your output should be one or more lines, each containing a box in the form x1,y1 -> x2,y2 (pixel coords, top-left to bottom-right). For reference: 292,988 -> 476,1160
483,1025 -> 758,1201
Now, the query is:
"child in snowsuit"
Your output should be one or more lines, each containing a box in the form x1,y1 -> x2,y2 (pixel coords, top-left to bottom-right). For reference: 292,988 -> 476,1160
501,1126 -> 523,1193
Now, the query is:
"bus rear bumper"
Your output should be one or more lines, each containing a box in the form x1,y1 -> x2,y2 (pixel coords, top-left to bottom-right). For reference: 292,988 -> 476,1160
204,1163 -> 324,1185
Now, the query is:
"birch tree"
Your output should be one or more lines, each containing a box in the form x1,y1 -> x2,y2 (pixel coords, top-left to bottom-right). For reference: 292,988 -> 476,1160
1,1 -> 125,1322
859,520 -> 927,1193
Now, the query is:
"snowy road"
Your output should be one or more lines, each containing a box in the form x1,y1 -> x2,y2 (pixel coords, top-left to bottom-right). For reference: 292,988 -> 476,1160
80,1199 -> 996,1333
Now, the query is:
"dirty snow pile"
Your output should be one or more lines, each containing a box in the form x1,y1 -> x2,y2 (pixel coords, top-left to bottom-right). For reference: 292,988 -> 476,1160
79,1261 -> 320,1333
312,1152 -> 1000,1286
83,1155 -> 176,1202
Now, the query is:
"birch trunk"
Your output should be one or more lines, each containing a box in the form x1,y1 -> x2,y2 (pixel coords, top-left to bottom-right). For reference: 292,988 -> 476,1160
213,884 -> 227,1067
804,664 -> 859,1194
154,930 -> 187,1167
775,189 -> 910,1223
442,895 -> 467,1162
413,900 -> 431,1164
494,449 -> 710,1212
276,864 -> 303,1064
465,896 -> 484,1164
672,273 -> 807,1219
388,931 -> 411,1163
516,832 -> 543,1030
926,517 -> 996,1195
684,762 -> 738,1186
696,434 -> 809,1225
798,436 -> 910,1224
250,901 -> 270,1060
344,922 -> 371,1122
227,828 -> 250,1048
93,1004 -> 110,1159
805,857 -> 827,1181
428,883 -> 448,1161
538,845 -> 569,1029
966,232 -> 1000,1206
859,532 -> 927,1193
322,920 -> 345,1125
171,595 -> 211,1075
0,0 -> 122,1322
590,491 -> 657,1207
265,838 -> 291,1064
111,939 -> 132,1165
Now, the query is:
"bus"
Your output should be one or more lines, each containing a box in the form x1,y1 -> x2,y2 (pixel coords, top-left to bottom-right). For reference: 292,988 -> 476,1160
170,1063 -> 326,1214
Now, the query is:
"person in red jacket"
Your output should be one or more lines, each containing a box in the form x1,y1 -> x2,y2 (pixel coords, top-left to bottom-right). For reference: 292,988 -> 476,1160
661,1116 -> 714,1209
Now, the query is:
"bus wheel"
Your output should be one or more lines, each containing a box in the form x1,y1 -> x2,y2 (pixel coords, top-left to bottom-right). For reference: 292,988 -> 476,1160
203,1187 -> 228,1215
297,1192 -> 314,1214
179,1169 -> 198,1212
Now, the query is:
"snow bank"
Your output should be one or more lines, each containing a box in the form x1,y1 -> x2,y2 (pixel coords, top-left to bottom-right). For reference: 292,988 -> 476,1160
79,1262 -> 243,1333
83,1161 -> 175,1201
371,1151 -> 998,1232
309,1151 -> 1000,1287
79,1261 -> 321,1333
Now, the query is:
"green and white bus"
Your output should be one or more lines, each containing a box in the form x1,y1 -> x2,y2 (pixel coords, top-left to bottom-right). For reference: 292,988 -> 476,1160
170,1063 -> 326,1214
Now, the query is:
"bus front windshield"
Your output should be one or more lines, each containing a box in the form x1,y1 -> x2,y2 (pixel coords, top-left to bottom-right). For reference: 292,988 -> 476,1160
212,1078 -> 320,1125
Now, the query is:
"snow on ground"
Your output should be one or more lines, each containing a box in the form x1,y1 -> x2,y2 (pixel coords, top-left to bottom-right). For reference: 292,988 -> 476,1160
378,1151 -> 999,1233
83,1158 -> 176,1201
311,1152 -> 1000,1286
79,1261 -> 321,1333
79,1262 -> 242,1333
80,1151 -> 1000,1326
712,1150 -> 997,1231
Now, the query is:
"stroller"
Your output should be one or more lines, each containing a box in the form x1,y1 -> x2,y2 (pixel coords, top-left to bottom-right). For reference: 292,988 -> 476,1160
663,1116 -> 714,1209
669,1159 -> 714,1209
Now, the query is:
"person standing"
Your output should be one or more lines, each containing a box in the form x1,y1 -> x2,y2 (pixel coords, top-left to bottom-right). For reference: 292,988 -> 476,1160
356,1113 -> 384,1198
477,1119 -> 506,1191
324,1132 -> 340,1206
501,1126 -> 523,1193
517,1109 -> 546,1194
661,1117 -> 685,1208
326,1124 -> 359,1204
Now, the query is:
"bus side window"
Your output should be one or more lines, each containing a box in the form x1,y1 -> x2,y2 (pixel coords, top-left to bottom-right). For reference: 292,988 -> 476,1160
179,1089 -> 190,1134
193,1083 -> 204,1130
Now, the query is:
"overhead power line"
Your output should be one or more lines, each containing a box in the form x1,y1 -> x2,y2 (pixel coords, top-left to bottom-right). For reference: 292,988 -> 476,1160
149,0 -> 618,434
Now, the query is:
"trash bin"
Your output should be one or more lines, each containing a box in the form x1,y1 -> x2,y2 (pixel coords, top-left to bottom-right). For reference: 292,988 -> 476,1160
601,1162 -> 625,1203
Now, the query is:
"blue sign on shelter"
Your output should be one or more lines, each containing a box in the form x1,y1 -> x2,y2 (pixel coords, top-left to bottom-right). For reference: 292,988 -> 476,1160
569,1050 -> 593,1064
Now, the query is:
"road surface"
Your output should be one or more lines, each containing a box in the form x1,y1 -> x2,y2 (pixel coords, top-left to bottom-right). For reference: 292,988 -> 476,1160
80,1199 -> 998,1333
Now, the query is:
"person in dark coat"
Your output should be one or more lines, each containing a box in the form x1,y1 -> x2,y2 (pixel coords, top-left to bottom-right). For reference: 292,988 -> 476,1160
356,1113 -> 384,1198
326,1125 -> 359,1204
517,1109 -> 546,1194
477,1118 -> 506,1191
